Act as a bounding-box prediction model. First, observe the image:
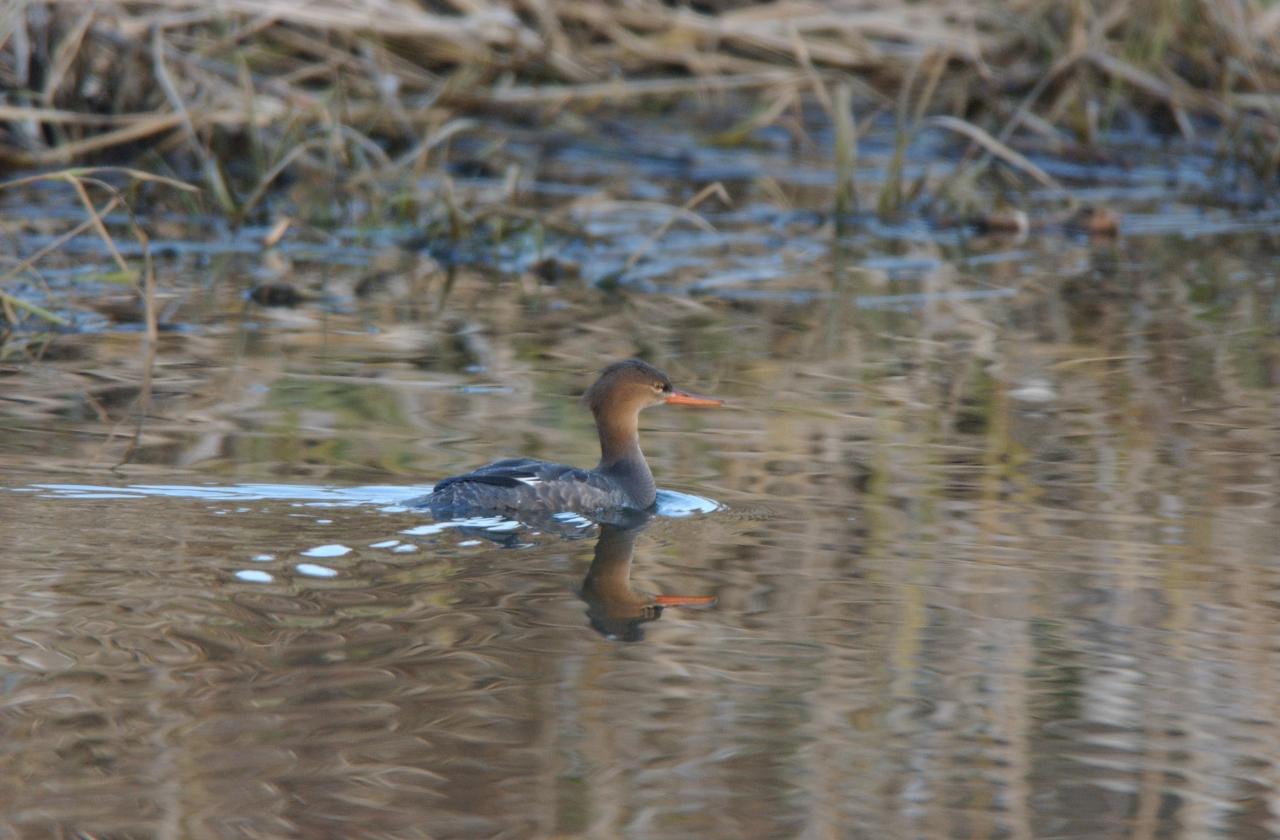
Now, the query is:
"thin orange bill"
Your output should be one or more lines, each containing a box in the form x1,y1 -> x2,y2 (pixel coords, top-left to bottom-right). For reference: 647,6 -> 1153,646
653,594 -> 718,607
665,390 -> 723,407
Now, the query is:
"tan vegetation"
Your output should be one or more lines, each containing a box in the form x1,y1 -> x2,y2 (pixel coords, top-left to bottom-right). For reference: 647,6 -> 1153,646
2,0 -> 1278,189
2,1 -> 1278,339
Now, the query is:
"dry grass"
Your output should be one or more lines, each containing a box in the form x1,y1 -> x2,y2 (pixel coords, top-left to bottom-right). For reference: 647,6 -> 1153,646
3,1 -> 1277,348
0,167 -> 195,325
1,0 -> 1276,204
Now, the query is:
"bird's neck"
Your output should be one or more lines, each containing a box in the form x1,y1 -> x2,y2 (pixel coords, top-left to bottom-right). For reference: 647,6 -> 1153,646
594,411 -> 656,508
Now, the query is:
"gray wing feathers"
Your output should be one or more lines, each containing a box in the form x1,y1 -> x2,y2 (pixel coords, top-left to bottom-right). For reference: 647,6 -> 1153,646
421,459 -> 628,515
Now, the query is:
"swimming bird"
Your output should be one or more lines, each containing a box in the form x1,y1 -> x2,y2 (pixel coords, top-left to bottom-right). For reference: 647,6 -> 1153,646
419,359 -> 722,518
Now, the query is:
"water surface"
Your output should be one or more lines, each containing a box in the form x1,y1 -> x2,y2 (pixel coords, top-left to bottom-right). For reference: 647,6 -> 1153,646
3,108 -> 1280,838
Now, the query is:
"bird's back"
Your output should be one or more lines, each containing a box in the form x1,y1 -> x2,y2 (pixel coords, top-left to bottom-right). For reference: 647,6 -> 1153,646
417,458 -> 635,517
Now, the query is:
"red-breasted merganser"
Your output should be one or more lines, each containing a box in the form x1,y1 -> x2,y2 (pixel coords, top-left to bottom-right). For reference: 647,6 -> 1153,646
420,359 -> 722,517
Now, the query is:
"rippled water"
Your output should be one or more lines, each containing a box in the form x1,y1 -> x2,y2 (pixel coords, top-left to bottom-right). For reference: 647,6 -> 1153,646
5,105 -> 1280,837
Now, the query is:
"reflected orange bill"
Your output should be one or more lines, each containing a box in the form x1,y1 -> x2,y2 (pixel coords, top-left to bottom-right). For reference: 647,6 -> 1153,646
653,594 -> 718,607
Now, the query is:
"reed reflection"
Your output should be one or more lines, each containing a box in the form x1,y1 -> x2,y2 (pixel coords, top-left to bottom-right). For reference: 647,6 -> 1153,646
580,512 -> 716,642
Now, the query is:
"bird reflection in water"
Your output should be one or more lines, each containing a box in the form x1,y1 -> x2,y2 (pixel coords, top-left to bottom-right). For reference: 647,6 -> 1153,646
580,511 -> 716,642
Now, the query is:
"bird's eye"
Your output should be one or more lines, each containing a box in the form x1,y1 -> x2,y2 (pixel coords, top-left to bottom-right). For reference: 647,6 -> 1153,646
661,383 -> 672,393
